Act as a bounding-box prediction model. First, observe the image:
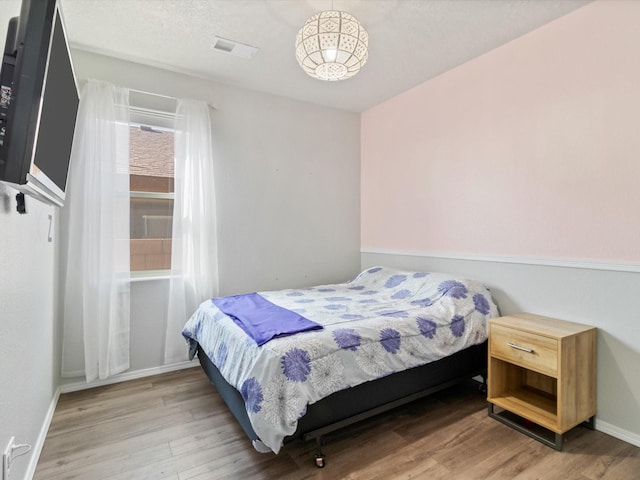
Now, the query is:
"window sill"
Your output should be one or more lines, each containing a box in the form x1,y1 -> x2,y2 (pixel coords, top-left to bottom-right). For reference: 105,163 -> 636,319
130,270 -> 172,282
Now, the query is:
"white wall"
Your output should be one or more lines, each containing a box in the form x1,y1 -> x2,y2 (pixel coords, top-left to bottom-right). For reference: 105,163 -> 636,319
0,184 -> 61,480
0,4 -> 61,479
60,50 -> 362,377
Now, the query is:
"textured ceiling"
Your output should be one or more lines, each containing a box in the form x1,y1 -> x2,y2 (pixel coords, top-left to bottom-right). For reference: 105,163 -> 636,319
3,0 -> 591,112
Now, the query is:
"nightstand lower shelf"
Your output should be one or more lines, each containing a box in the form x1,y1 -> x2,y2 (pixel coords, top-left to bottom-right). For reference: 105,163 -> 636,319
489,386 -> 557,430
488,403 -> 595,451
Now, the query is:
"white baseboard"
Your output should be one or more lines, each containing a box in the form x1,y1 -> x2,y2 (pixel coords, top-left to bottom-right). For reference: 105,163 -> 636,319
26,361 -> 198,479
23,360 -> 640,479
60,360 -> 198,394
596,419 -> 640,448
25,387 -> 60,480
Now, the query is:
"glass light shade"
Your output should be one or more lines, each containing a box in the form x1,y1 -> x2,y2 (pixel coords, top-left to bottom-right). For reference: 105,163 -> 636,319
295,10 -> 368,81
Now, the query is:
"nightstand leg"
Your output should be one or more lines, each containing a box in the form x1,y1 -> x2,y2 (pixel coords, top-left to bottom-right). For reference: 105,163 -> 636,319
553,433 -> 563,451
582,415 -> 596,430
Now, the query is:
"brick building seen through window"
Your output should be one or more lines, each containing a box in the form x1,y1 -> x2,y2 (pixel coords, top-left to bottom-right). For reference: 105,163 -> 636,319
130,125 -> 174,271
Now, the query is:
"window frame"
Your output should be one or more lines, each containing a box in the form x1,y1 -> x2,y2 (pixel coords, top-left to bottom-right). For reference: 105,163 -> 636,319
129,120 -> 176,278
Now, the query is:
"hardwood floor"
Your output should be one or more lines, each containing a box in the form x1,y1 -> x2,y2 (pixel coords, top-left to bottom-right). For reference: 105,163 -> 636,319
35,367 -> 639,480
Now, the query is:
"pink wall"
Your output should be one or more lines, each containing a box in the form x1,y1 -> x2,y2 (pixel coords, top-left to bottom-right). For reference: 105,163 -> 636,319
361,0 -> 640,263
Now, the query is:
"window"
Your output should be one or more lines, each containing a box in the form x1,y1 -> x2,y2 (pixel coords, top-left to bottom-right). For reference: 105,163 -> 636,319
129,125 -> 174,272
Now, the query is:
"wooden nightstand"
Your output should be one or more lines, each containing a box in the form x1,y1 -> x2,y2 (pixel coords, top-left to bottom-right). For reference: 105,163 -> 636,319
487,313 -> 596,450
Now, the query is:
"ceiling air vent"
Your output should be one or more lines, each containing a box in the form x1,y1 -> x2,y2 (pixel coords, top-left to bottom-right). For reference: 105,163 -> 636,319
210,36 -> 258,59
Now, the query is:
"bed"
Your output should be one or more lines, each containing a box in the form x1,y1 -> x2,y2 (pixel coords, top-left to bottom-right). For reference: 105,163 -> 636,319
182,266 -> 499,466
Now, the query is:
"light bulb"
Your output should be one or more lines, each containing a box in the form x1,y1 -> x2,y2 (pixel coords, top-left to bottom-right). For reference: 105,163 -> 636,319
324,48 -> 338,62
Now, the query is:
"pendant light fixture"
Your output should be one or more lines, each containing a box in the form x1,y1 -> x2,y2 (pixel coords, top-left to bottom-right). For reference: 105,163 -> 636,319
295,8 -> 368,81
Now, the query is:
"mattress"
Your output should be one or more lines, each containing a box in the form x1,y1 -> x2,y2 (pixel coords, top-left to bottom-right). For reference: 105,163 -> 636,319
182,266 -> 499,453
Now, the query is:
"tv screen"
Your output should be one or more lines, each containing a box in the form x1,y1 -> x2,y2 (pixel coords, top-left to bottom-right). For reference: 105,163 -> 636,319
0,0 -> 79,207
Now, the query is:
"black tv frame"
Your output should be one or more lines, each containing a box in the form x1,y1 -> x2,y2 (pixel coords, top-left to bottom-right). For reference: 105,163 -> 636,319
0,0 -> 79,208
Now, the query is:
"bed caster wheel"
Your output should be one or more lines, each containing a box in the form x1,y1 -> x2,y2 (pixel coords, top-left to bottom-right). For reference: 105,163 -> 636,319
315,454 -> 326,468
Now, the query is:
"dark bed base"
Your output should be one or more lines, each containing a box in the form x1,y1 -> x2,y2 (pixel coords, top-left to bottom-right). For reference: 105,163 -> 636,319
197,341 -> 488,466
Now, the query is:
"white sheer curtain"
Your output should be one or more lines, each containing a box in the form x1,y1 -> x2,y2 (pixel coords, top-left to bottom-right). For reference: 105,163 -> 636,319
61,80 -> 131,382
164,99 -> 219,364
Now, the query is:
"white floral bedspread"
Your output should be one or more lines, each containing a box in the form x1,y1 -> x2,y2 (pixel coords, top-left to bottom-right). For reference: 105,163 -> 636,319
182,267 -> 499,453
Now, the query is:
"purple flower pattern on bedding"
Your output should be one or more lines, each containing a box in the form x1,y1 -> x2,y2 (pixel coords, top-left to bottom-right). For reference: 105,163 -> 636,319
411,297 -> 434,307
438,280 -> 468,299
182,266 -> 499,455
417,317 -> 437,339
241,378 -> 264,413
380,328 -> 401,354
385,274 -> 408,288
214,343 -> 228,369
333,328 -> 361,351
325,304 -> 346,310
450,315 -> 466,337
281,348 -> 312,382
473,293 -> 491,315
392,289 -> 412,299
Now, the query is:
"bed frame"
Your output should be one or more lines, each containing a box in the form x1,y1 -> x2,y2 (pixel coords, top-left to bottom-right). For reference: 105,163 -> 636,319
196,341 -> 487,467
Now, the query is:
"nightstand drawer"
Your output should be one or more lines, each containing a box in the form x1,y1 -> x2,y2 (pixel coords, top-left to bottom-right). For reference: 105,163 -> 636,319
490,324 -> 558,376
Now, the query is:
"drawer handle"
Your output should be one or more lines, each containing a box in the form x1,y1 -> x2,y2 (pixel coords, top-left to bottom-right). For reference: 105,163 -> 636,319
507,342 -> 534,353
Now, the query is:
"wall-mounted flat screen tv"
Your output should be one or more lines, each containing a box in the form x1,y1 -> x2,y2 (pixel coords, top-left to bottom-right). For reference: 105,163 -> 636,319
0,0 -> 79,207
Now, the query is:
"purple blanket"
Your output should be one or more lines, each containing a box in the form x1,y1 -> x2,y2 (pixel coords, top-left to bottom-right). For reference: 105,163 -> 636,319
212,293 -> 322,346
